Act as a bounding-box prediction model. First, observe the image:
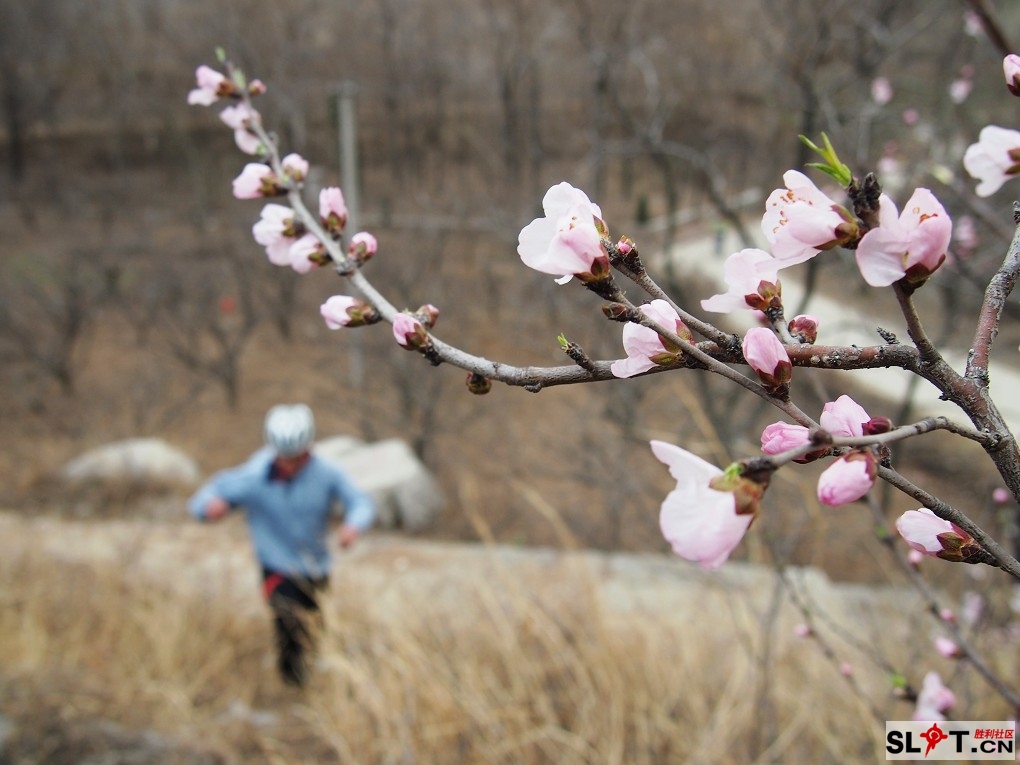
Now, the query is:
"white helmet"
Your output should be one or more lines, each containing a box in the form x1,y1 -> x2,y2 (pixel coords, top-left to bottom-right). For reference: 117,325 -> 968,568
264,404 -> 316,457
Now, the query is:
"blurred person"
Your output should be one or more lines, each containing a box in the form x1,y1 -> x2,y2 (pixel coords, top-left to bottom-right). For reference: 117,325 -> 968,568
189,403 -> 375,687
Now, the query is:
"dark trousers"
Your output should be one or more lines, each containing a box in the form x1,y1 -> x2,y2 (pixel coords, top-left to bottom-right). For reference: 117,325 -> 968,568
261,568 -> 328,687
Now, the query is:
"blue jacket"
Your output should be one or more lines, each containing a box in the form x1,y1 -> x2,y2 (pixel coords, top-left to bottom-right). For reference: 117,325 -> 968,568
188,447 -> 375,578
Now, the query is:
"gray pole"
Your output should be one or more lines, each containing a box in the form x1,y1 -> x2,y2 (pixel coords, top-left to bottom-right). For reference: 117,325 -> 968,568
335,82 -> 361,235
334,82 -> 363,389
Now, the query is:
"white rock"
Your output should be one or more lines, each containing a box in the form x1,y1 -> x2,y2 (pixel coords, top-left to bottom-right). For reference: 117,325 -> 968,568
60,438 -> 201,487
315,437 -> 444,532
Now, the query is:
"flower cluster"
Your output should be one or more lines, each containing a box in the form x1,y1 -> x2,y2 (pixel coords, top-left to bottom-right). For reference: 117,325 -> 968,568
963,55 -> 1020,196
188,62 -> 387,335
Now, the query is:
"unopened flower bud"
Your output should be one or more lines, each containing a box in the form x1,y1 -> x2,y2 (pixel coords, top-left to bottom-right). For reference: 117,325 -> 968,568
934,636 -> 961,659
1005,54 -> 1020,97
862,416 -> 893,435
817,450 -> 877,506
248,79 -> 267,96
466,372 -> 492,395
347,232 -> 378,265
742,327 -> 792,393
320,295 -> 379,328
415,304 -> 440,329
393,313 -> 429,350
281,153 -> 309,183
319,187 -> 348,235
788,314 -> 819,344
601,302 -> 637,322
614,236 -> 643,273
896,508 -> 979,563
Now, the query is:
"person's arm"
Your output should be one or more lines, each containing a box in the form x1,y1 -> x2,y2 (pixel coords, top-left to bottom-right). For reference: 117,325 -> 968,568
331,467 -> 376,548
187,454 -> 262,521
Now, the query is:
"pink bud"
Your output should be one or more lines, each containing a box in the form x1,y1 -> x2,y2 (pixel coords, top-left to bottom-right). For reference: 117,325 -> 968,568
839,662 -> 854,677
1004,54 -> 1020,97
348,231 -> 378,263
232,163 -> 276,199
393,313 -> 428,349
897,510 -> 975,563
281,153 -> 309,182
907,549 -> 925,567
963,125 -> 1020,197
871,77 -> 893,105
760,422 -> 811,456
320,295 -> 360,329
934,636 -> 961,659
742,327 -> 791,391
288,234 -> 328,274
939,608 -> 956,624
914,671 -> 954,721
187,64 -> 231,105
817,452 -> 876,506
793,623 -> 812,638
319,187 -> 348,233
993,487 -> 1011,505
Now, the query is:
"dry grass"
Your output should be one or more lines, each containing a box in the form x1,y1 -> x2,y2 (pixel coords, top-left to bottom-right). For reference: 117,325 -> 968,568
2,512 -> 1017,765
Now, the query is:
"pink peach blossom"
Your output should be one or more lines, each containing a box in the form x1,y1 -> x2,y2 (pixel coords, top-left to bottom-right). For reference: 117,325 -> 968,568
993,487 -> 1012,504
348,231 -> 378,262
393,313 -> 427,348
701,248 -> 781,313
913,671 -> 954,721
219,103 -> 262,155
871,77 -> 893,105
650,440 -> 753,569
187,65 -> 229,106
280,153 -> 309,182
232,163 -> 275,199
742,327 -> 791,389
819,395 -> 870,438
817,453 -> 875,506
610,299 -> 690,379
895,508 -> 971,557
963,125 -> 1020,197
320,296 -> 359,329
934,637 -> 961,659
855,189 -> 951,286
1005,54 -> 1020,96
518,182 -> 606,283
762,170 -> 856,267
760,422 -> 810,455
288,234 -> 326,274
949,77 -> 972,104
252,204 -> 298,265
319,187 -> 348,232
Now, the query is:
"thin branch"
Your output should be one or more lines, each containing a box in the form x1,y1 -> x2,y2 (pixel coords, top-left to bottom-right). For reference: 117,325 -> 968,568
967,202 -> 1020,386
867,498 -> 1020,713
878,465 -> 1020,580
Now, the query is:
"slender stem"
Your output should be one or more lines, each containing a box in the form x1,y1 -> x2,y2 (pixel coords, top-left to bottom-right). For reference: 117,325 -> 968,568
967,202 -> 1020,385
878,465 -> 1020,580
760,416 -> 997,469
867,499 -> 1020,714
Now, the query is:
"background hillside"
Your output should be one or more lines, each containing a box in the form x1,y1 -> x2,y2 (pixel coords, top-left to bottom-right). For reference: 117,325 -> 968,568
3,1 -> 1020,761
